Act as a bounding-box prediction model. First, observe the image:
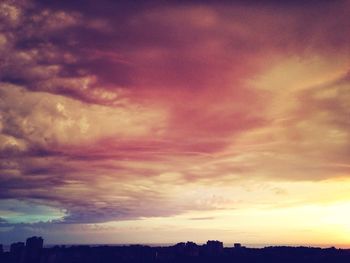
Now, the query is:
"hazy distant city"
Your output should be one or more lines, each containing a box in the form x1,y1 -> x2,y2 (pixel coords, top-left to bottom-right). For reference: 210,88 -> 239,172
1,236 -> 350,263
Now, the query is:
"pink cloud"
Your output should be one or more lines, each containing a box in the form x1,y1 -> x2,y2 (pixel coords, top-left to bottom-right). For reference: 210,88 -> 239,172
0,0 -> 349,231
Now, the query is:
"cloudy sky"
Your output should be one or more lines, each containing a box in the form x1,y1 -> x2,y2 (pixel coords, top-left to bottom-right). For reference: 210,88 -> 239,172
0,0 -> 350,246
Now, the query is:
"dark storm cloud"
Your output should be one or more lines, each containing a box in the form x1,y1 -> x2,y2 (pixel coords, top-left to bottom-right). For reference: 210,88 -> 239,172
2,0 -> 349,103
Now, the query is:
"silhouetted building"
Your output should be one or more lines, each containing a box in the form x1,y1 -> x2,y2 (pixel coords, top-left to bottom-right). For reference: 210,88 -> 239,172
10,242 -> 25,263
234,243 -> 242,249
24,236 -> 43,263
184,241 -> 199,256
206,240 -> 223,254
3,237 -> 350,263
173,242 -> 186,254
10,242 -> 25,254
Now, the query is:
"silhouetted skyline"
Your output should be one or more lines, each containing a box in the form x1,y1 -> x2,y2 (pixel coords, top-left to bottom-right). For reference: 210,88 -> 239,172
1,237 -> 350,263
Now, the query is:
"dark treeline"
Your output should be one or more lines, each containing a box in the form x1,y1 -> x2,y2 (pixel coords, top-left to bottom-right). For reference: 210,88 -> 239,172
1,237 -> 350,263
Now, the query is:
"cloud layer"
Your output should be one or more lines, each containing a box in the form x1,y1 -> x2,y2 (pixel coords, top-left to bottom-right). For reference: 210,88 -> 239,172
0,0 -> 350,243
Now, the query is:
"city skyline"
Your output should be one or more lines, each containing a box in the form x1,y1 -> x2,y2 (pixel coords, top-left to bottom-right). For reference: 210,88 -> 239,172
0,1 -> 350,246
3,236 -> 350,263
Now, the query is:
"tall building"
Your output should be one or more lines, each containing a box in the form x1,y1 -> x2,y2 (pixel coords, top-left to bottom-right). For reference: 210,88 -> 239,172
10,242 -> 25,254
25,236 -> 43,250
10,242 -> 25,263
184,242 -> 199,256
24,236 -> 44,263
206,240 -> 224,254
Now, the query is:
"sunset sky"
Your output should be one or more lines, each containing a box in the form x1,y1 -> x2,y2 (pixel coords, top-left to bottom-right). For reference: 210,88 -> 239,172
0,0 -> 350,246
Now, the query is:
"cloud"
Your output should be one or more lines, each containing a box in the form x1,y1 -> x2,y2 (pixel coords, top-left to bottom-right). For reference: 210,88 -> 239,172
189,217 -> 216,221
0,0 -> 349,232
0,199 -> 65,224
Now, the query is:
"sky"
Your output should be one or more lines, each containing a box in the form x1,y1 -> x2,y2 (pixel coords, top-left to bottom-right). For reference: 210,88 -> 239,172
0,0 -> 350,246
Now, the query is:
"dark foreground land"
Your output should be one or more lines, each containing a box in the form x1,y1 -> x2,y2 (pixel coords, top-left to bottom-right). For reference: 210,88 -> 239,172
1,237 -> 350,263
